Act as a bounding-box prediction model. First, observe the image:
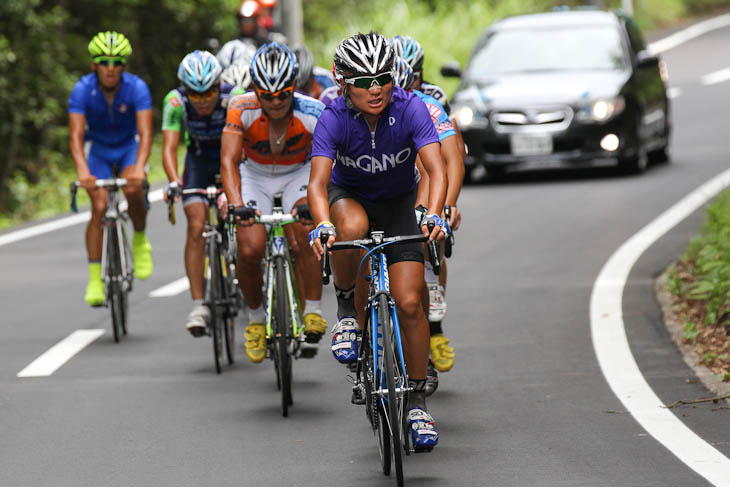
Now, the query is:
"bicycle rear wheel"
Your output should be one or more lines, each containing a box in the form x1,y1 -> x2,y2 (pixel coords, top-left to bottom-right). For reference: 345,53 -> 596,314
273,257 -> 293,416
107,222 -> 124,343
206,241 -> 225,374
379,294 -> 404,486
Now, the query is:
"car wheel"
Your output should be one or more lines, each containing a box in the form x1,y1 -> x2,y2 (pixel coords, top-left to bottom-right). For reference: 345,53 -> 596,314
648,145 -> 669,164
620,146 -> 648,174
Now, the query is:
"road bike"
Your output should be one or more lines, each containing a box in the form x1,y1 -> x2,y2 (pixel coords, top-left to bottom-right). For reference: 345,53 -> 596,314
234,194 -> 316,417
71,176 -> 138,342
167,182 -> 241,373
321,229 -> 438,486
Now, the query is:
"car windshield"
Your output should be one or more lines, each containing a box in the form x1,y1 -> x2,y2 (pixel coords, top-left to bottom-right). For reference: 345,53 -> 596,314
465,24 -> 627,78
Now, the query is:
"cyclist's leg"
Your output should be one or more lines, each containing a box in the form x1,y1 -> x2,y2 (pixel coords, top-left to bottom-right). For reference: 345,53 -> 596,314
181,153 -> 218,335
236,164 -> 270,362
282,165 -> 327,337
329,184 -> 369,363
119,143 -> 153,279
84,146 -> 111,306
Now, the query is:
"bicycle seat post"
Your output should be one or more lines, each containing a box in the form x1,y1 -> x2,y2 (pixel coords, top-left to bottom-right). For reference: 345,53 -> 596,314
273,192 -> 284,215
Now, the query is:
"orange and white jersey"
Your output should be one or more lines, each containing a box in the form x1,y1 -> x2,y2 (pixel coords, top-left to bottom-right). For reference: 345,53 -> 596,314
224,91 -> 324,175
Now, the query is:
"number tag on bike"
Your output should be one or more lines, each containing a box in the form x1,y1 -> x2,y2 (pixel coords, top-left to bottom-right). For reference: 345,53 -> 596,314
272,236 -> 286,256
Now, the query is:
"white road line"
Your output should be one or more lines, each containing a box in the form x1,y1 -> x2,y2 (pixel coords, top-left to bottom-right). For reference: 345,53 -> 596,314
648,13 -> 730,54
701,68 -> 730,86
0,189 -> 163,248
149,277 -> 189,297
590,168 -> 730,486
17,329 -> 105,378
667,87 -> 682,99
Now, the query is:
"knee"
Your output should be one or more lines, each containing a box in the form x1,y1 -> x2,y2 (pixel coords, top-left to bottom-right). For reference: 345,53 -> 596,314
336,217 -> 367,240
396,292 -> 423,322
186,222 -> 205,245
123,186 -> 143,201
239,241 -> 264,264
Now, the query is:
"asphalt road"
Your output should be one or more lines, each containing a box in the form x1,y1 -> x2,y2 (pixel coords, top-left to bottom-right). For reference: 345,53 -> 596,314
3,19 -> 730,487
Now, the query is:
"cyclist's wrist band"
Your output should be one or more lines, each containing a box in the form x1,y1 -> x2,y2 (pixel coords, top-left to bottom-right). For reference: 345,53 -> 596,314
317,220 -> 334,227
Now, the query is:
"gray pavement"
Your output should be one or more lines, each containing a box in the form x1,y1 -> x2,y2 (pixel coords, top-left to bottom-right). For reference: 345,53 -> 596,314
2,19 -> 730,486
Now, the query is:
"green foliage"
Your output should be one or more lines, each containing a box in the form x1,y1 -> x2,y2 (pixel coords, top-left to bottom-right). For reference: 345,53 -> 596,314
677,190 -> 730,327
667,267 -> 683,295
683,320 -> 700,342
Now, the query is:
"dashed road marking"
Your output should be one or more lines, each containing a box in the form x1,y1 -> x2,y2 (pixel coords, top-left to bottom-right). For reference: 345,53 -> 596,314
149,277 -> 189,297
701,68 -> 730,86
17,329 -> 105,378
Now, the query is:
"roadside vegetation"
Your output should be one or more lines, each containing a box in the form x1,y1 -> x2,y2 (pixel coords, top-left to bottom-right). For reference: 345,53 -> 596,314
667,190 -> 730,382
2,0 -> 730,229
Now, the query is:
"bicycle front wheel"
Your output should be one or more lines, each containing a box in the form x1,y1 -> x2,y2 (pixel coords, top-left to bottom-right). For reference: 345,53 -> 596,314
223,266 -> 238,365
206,240 -> 225,374
273,256 -> 293,416
107,221 -> 124,343
379,294 -> 404,486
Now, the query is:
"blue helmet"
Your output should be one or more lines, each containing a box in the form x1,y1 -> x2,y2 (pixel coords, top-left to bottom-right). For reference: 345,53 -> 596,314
177,50 -> 222,92
391,35 -> 424,73
250,42 -> 298,92
393,56 -> 415,91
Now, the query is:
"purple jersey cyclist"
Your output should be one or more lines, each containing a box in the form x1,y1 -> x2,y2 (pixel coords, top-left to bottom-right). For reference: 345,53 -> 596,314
308,32 -> 448,451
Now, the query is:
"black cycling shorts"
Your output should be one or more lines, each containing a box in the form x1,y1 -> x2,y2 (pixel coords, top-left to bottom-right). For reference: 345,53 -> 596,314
182,152 -> 219,205
328,182 -> 424,265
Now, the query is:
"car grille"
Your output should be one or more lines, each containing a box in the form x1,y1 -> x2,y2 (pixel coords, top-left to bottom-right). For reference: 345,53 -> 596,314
491,106 -> 573,133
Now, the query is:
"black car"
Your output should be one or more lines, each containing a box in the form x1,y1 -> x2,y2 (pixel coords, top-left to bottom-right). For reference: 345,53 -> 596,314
442,8 -> 670,179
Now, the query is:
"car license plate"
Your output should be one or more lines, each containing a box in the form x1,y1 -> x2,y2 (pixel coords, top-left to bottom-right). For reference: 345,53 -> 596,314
510,134 -> 553,156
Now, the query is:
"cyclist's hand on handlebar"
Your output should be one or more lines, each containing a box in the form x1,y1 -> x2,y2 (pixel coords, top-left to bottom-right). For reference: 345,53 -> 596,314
79,174 -> 97,190
422,213 -> 450,242
293,204 -> 314,225
164,181 -> 182,203
446,205 -> 461,231
233,206 -> 258,226
308,221 -> 336,260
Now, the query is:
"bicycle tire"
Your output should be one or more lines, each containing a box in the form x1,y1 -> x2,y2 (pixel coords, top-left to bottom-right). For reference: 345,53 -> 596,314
223,266 -> 237,364
107,222 -> 123,343
206,241 -> 225,374
379,294 -> 404,486
274,257 -> 293,416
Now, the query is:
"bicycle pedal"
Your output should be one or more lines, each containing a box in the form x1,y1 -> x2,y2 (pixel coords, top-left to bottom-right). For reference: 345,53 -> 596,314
414,446 -> 434,454
351,384 -> 366,405
346,361 -> 358,373
298,342 -> 318,359
304,332 -> 323,344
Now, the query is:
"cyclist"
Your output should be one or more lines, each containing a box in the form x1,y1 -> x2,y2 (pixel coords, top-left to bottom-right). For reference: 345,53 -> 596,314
218,0 -> 286,64
161,50 -> 243,336
220,42 -> 327,363
291,44 -> 338,105
392,35 -> 465,376
308,32 -> 447,450
217,38 -> 257,70
390,54 -> 464,392
68,31 -> 153,307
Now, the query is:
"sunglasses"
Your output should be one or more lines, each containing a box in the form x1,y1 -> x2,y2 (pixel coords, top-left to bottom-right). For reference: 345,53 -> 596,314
188,87 -> 220,102
257,86 -> 294,102
94,56 -> 126,66
345,72 -> 393,89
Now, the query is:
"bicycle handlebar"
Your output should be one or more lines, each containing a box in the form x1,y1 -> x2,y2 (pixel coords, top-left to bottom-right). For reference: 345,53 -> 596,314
321,233 -> 431,284
70,178 -> 128,213
444,205 -> 455,259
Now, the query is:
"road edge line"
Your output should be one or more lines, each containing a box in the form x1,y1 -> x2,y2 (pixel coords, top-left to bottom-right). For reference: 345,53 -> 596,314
590,168 -> 730,486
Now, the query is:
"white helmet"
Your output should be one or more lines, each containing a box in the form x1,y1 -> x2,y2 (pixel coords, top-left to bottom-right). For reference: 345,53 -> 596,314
221,59 -> 252,90
177,50 -> 222,93
334,32 -> 394,79
216,39 -> 257,69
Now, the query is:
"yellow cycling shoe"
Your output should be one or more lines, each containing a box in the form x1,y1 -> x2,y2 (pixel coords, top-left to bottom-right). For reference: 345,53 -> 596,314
244,323 -> 266,363
303,313 -> 328,341
132,231 -> 153,280
84,278 -> 105,307
430,334 -> 454,372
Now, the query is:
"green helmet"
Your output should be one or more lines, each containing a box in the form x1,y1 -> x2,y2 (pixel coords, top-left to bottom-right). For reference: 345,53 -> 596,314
88,31 -> 133,59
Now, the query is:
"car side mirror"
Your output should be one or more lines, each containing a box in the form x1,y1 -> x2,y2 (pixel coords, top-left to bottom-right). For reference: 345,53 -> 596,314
636,50 -> 659,68
440,61 -> 462,78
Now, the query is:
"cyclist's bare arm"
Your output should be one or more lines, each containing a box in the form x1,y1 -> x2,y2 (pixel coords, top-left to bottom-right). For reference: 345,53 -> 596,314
452,120 -> 467,160
414,157 -> 429,208
441,134 -> 465,230
220,131 -> 244,207
418,142 -> 447,239
162,129 -> 182,184
131,109 -> 153,181
308,155 -> 335,255
69,112 -> 95,189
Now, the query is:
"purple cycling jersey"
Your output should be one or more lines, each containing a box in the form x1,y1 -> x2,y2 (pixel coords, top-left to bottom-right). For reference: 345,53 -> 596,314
311,86 -> 439,201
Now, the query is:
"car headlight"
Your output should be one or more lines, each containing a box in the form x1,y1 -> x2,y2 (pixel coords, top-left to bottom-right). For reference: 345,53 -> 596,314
454,106 -> 475,127
582,96 -> 625,122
